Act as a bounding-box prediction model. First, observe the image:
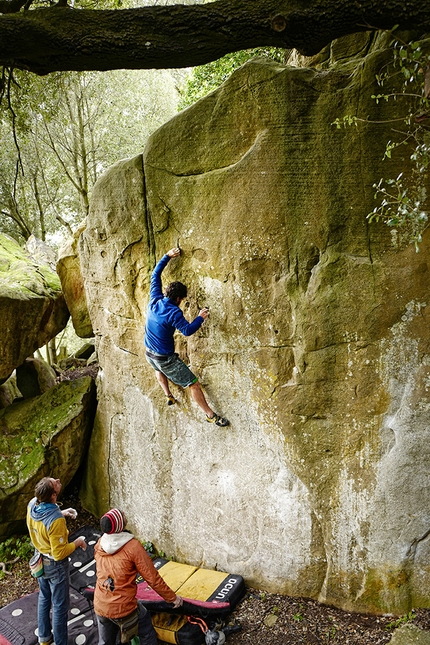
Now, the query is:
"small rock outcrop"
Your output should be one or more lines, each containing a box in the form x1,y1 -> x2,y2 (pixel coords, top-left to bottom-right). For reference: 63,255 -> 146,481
0,374 -> 21,409
25,234 -> 57,269
57,224 -> 93,338
0,234 -> 69,383
390,625 -> 430,645
0,376 -> 96,539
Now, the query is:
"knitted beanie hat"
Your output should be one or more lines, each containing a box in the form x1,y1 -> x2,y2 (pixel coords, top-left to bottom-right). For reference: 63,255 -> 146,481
100,508 -> 125,534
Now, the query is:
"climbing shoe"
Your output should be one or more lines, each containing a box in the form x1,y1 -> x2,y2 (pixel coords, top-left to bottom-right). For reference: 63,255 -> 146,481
166,395 -> 177,406
206,413 -> 230,427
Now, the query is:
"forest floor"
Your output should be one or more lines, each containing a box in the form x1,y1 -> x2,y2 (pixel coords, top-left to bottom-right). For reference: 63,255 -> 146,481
1,488 -> 430,645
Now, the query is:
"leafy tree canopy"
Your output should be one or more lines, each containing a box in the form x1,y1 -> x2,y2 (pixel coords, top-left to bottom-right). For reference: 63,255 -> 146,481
0,66 -> 180,244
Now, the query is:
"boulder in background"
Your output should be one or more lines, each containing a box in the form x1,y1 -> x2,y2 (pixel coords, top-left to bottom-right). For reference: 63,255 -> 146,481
57,224 -> 93,339
0,376 -> 96,539
0,234 -> 69,383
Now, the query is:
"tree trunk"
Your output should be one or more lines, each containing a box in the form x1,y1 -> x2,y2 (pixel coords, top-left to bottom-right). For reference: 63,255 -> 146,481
1,0 -> 430,75
0,202 -> 32,239
48,337 -> 57,365
32,173 -> 46,241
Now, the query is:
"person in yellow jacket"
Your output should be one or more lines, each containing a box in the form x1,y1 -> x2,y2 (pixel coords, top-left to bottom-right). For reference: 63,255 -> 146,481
26,477 -> 87,645
94,508 -> 183,645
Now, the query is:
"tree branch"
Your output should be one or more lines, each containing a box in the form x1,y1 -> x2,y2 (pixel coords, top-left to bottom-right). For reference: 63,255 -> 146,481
0,0 -> 27,15
1,0 -> 430,75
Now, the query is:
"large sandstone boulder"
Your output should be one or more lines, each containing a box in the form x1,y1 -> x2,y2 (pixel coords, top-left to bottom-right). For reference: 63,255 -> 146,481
79,34 -> 430,614
0,234 -> 70,383
0,376 -> 96,538
57,224 -> 93,338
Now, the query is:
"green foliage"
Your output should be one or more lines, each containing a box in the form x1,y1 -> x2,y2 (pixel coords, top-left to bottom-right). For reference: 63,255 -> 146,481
0,66 -> 180,246
367,37 -> 430,250
178,48 -> 286,109
332,115 -> 359,128
327,625 -> 337,639
0,535 -> 33,562
292,612 -> 304,622
385,610 -> 416,630
142,540 -> 155,556
140,539 -> 169,560
333,33 -> 430,249
369,172 -> 428,248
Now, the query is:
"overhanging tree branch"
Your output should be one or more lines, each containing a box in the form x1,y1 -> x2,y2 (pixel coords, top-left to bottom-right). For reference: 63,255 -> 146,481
0,0 -> 27,15
1,0 -> 430,75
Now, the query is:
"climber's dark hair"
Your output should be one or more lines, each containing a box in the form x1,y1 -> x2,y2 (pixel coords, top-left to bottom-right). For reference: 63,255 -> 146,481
165,281 -> 187,302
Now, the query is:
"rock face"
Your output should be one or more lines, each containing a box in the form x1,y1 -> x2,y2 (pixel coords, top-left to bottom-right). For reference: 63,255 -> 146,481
0,376 -> 96,538
390,625 -> 430,645
0,234 -> 70,383
57,223 -> 93,338
25,234 -> 57,269
79,35 -> 430,614
0,373 -> 21,409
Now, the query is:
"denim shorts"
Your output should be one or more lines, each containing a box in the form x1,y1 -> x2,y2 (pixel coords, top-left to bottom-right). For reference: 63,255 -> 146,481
146,352 -> 198,388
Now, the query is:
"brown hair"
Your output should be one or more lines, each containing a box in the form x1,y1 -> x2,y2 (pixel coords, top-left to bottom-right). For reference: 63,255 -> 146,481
35,477 -> 55,503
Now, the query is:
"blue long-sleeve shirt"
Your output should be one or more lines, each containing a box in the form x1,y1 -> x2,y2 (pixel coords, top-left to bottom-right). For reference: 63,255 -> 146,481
144,254 -> 204,355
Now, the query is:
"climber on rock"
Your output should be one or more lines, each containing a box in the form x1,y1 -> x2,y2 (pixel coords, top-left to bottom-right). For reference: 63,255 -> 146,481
145,247 -> 229,427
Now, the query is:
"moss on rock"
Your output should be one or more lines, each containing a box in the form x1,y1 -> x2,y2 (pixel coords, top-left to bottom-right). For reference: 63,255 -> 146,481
0,376 -> 96,539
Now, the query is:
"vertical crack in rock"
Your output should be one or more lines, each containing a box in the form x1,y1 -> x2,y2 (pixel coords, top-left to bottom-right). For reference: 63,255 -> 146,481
107,409 -> 113,509
141,154 -> 156,269
311,509 -> 329,599
303,246 -> 321,293
364,216 -> 376,299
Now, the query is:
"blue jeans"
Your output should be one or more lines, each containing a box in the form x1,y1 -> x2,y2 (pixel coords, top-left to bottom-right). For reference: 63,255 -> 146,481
37,557 -> 70,645
96,602 -> 157,645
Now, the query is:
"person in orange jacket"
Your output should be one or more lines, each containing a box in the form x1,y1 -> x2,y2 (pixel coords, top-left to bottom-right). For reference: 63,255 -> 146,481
94,508 -> 183,645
